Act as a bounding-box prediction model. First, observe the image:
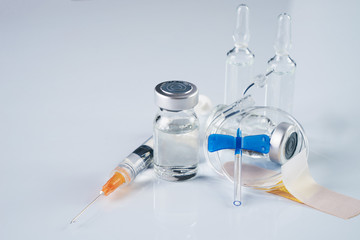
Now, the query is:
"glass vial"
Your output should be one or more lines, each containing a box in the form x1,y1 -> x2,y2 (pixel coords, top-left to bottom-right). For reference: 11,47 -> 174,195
154,81 -> 200,181
224,4 -> 254,105
265,13 -> 296,114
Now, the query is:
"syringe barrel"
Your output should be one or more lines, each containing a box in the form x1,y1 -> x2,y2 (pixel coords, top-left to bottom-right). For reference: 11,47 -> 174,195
114,137 -> 154,180
102,137 -> 154,196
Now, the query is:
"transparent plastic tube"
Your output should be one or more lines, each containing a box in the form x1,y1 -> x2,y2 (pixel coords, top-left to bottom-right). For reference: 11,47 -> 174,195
233,152 -> 242,206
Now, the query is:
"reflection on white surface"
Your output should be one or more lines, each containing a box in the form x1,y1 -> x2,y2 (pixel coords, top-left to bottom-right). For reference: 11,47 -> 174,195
153,178 -> 199,240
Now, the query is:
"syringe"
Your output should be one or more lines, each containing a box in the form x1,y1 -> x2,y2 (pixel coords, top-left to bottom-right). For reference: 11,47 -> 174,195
70,137 -> 154,224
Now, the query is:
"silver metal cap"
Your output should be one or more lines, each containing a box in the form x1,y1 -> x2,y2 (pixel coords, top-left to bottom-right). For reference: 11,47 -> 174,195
269,122 -> 298,165
154,81 -> 199,111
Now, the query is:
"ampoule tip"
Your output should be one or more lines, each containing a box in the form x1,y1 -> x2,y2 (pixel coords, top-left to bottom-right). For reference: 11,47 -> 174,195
275,13 -> 292,55
233,4 -> 250,48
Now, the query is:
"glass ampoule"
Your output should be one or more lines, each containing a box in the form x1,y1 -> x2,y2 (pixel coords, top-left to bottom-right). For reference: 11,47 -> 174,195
224,4 -> 255,105
265,13 -> 296,114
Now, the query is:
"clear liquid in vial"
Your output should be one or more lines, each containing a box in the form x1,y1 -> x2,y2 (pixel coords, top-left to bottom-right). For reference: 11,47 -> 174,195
154,127 -> 199,181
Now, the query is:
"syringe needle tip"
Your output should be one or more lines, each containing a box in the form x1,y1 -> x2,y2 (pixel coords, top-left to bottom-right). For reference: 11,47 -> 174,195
70,191 -> 104,224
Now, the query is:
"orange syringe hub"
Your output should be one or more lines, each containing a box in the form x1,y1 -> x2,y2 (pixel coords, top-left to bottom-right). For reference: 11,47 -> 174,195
101,170 -> 131,196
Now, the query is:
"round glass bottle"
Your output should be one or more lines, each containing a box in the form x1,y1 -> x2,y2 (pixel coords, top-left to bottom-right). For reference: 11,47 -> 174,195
154,81 -> 200,181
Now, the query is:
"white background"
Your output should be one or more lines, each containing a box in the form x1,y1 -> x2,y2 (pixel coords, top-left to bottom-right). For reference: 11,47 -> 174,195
1,0 -> 360,239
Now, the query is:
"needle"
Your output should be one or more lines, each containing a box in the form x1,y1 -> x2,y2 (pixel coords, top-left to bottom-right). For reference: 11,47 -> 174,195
70,191 -> 104,224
